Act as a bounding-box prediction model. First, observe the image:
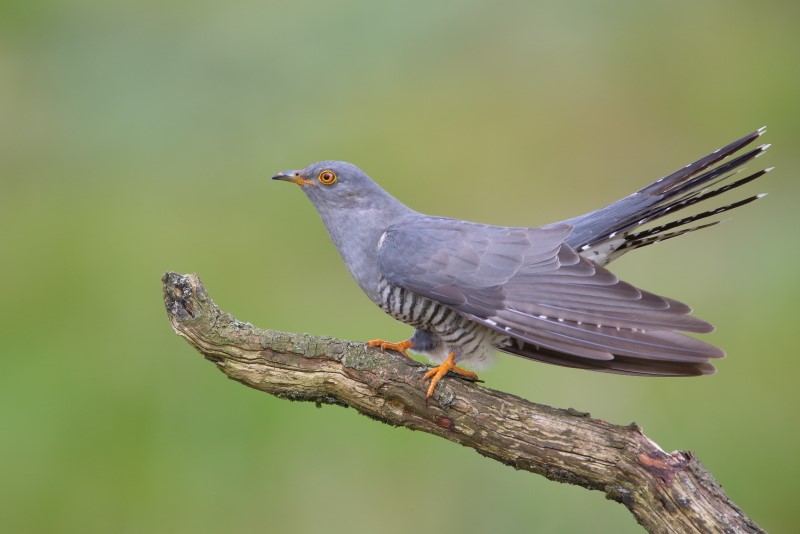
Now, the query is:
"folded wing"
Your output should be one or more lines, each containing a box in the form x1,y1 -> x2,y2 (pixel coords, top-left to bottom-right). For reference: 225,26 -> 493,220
378,217 -> 722,375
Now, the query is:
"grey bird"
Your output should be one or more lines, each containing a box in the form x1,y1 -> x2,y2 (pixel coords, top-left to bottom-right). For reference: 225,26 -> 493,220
273,128 -> 770,399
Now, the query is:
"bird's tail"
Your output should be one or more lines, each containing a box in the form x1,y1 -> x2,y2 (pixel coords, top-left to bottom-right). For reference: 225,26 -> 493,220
560,128 -> 771,265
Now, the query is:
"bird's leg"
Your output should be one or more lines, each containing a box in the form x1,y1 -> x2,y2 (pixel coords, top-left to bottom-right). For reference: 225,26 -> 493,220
365,339 -> 414,360
421,352 -> 479,400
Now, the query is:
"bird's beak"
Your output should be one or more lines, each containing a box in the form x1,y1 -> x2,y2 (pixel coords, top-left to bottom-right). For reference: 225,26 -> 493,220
272,170 -> 315,187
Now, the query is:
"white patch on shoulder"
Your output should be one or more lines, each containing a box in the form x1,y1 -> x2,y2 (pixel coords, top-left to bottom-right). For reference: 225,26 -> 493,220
377,231 -> 387,250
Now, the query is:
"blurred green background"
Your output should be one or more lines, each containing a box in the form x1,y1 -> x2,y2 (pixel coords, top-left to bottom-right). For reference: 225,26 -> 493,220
2,0 -> 798,532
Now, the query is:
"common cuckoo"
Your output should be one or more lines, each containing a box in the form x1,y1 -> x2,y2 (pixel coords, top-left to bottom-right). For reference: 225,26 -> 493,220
273,128 -> 769,399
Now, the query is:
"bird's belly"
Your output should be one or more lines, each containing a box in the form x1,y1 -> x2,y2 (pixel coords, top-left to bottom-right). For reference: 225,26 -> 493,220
377,278 -> 508,369
433,313 -> 506,369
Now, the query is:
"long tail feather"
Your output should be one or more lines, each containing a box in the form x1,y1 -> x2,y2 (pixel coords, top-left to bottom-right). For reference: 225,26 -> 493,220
560,128 -> 771,265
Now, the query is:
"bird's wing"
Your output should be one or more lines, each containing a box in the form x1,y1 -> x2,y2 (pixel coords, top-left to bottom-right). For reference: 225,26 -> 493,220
378,217 -> 723,370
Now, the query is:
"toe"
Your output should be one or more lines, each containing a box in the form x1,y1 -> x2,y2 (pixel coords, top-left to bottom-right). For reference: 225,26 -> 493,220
366,339 -> 412,358
425,368 -> 448,399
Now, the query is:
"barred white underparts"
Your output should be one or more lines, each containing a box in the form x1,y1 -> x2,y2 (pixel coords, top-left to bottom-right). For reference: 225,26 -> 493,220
376,276 -> 506,366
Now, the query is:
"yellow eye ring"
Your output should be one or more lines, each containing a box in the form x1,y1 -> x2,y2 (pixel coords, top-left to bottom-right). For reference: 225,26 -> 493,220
318,170 -> 337,185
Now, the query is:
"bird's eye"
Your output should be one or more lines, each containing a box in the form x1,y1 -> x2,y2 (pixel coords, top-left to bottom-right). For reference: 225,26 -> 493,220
318,170 -> 337,185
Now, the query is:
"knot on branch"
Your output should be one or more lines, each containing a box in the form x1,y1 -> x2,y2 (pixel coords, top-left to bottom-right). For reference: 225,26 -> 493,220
637,450 -> 690,485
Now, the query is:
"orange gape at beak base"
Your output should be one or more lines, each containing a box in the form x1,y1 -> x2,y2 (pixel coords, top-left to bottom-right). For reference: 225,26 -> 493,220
290,176 -> 315,187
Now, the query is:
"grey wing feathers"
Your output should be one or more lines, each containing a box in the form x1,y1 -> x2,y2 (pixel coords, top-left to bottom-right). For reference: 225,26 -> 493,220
379,218 -> 571,304
500,342 -> 716,376
378,217 -> 723,375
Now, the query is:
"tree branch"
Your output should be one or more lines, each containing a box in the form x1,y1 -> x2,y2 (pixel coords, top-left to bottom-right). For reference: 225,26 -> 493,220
162,272 -> 762,534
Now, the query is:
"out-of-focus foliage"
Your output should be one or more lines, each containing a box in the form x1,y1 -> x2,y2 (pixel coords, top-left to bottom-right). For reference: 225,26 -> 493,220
2,1 -> 798,532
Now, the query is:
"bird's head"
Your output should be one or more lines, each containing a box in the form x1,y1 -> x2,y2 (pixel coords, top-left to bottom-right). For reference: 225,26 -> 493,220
272,160 -> 392,211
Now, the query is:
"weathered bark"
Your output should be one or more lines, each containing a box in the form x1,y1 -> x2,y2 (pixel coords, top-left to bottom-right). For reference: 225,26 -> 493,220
162,272 -> 763,534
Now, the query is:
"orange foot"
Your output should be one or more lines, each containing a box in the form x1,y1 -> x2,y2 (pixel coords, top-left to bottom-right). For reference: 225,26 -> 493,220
366,339 -> 414,360
422,352 -> 479,400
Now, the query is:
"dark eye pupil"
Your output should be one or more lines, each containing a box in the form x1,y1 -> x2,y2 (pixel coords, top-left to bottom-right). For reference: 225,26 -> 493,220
318,170 -> 336,184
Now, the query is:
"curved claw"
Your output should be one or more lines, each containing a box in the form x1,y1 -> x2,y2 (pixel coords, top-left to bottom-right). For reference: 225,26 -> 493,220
421,352 -> 479,400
